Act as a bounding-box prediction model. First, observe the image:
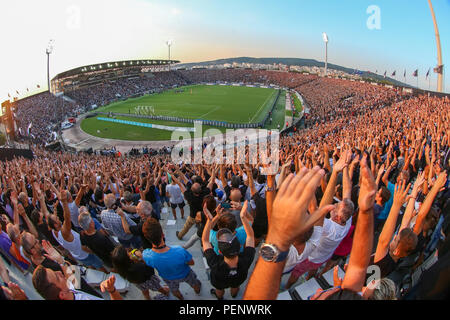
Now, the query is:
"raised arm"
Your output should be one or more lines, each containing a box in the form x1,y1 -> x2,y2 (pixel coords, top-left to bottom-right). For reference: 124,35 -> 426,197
240,201 -> 254,248
400,172 -> 425,232
244,167 -> 333,300
116,208 -> 131,235
413,172 -> 447,235
374,180 -> 410,263
59,188 -> 74,242
342,155 -> 377,293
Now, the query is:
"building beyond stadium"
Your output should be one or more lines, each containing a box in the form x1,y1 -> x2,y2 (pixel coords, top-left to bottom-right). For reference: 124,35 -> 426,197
50,59 -> 179,94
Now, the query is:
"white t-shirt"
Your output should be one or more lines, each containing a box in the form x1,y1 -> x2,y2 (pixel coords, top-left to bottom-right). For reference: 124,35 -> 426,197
166,184 -> 184,204
307,217 -> 352,264
283,226 -> 323,273
67,201 -> 80,228
55,229 -> 89,261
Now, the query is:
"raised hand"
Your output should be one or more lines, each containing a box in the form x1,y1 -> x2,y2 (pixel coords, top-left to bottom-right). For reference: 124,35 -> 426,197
267,167 -> 334,250
42,240 -> 64,265
392,180 -> 412,208
358,154 -> 377,212
2,282 -> 28,300
100,275 -> 117,294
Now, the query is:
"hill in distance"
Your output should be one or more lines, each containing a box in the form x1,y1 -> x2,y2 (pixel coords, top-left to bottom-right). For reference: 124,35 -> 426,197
177,57 -> 410,87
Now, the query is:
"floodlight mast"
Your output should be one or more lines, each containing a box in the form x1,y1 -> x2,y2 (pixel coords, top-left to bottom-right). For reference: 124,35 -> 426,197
46,40 -> 54,94
428,0 -> 443,92
322,33 -> 329,77
167,40 -> 173,71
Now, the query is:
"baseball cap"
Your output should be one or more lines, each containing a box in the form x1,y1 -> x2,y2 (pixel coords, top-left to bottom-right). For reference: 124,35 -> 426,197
215,188 -> 224,201
217,228 -> 240,257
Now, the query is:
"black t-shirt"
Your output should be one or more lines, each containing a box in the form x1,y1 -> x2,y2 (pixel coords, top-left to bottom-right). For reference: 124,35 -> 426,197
123,262 -> 155,284
184,187 -> 211,218
370,252 -> 398,279
251,191 -> 268,239
37,220 -> 60,248
80,231 -> 116,268
130,220 -> 152,250
410,251 -> 450,300
204,247 -> 256,290
144,186 -> 157,203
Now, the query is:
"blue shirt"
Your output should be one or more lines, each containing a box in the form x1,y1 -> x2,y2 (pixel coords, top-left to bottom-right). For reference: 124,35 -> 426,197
209,226 -> 250,256
378,182 -> 395,221
142,246 -> 192,280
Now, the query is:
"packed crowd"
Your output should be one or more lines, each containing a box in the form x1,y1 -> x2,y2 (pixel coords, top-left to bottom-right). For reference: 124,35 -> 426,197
13,93 -> 84,144
65,72 -> 188,109
0,72 -> 449,300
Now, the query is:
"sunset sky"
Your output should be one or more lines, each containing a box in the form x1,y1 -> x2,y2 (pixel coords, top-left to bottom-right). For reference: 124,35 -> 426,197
1,0 -> 449,102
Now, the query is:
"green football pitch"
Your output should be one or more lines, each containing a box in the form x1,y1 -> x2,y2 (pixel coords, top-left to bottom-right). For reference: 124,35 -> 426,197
81,85 -> 286,141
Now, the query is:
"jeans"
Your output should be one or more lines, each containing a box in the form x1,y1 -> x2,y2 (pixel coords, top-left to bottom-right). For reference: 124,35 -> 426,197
152,201 -> 161,220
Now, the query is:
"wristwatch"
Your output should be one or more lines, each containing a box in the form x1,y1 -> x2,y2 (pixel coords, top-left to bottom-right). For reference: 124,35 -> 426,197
265,186 -> 276,192
260,243 -> 289,263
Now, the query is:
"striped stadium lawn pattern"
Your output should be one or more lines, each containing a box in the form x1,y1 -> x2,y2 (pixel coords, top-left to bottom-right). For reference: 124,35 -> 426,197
81,85 -> 285,141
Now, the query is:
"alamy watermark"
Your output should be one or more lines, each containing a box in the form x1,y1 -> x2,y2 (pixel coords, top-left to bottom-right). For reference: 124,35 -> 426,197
367,5 -> 381,30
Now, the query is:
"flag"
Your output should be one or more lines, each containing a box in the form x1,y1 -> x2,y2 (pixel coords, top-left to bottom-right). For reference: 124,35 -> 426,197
383,71 -> 387,78
26,88 -> 29,92
426,68 -> 430,79
434,65 -> 443,74
7,93 -> 10,98
27,122 -> 33,135
16,90 -> 19,95
37,84 -> 40,88
392,71 -> 396,77
404,70 -> 406,78
413,70 -> 418,77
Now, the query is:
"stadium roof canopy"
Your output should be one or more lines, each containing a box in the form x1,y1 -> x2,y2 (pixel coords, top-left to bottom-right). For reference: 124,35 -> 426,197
53,59 -> 179,79
51,59 -> 180,94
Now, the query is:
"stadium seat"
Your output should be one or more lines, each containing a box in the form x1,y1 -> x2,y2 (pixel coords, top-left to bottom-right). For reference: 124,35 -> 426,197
318,266 -> 346,289
276,290 -> 293,300
291,278 -> 323,300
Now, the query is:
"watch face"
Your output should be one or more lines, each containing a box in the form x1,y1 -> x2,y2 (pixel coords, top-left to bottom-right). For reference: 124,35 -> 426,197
261,244 -> 277,262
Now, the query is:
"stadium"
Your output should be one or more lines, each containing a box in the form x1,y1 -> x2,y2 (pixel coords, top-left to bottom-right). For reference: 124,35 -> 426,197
0,0 -> 449,307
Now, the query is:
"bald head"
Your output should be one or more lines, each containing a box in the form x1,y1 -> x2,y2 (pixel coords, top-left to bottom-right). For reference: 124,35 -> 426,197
230,189 -> 242,202
191,183 -> 202,195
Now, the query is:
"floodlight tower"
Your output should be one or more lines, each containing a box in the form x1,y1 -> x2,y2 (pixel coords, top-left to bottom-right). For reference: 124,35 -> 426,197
322,33 -> 329,77
46,40 -> 55,93
166,40 -> 173,71
427,0 -> 443,92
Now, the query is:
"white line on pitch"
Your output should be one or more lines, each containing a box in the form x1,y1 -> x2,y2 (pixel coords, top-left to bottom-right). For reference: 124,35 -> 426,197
249,90 -> 275,123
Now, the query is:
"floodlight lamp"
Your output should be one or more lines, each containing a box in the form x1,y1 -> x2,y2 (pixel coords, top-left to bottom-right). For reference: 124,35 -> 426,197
322,33 -> 329,43
167,40 -> 173,47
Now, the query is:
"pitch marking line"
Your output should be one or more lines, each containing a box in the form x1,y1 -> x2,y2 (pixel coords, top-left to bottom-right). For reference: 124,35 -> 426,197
198,106 -> 221,120
249,90 -> 276,123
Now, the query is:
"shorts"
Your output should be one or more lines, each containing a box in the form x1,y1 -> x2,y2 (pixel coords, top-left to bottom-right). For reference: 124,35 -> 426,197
291,259 -> 323,278
163,269 -> 201,293
78,253 -> 104,269
170,202 -> 185,209
135,275 -> 164,292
